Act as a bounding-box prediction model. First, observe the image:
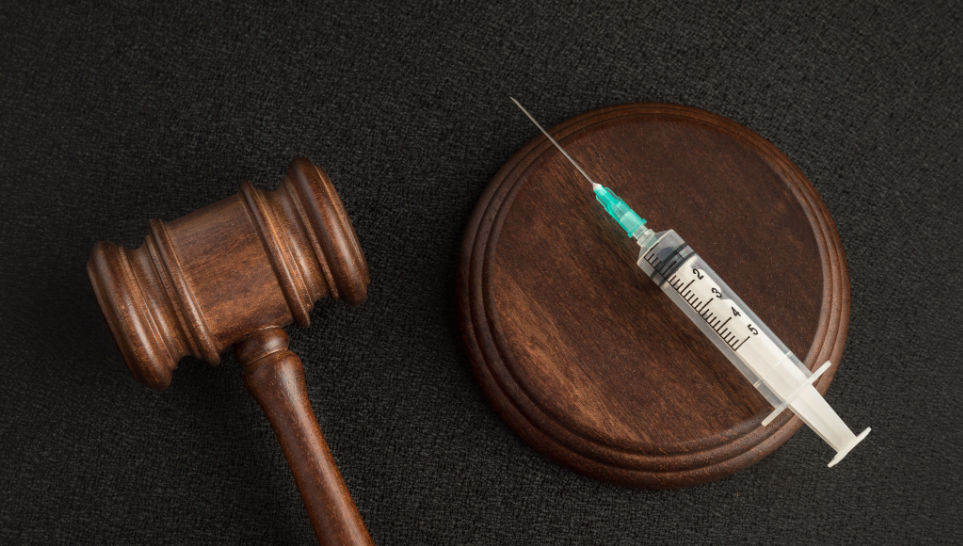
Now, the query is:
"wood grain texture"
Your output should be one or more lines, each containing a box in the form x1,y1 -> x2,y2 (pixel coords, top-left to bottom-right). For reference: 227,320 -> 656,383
238,329 -> 373,546
457,104 -> 850,487
87,159 -> 373,544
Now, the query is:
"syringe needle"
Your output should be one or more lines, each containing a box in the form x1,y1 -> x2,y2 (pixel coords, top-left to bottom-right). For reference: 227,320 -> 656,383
511,97 -> 646,236
509,97 -> 601,190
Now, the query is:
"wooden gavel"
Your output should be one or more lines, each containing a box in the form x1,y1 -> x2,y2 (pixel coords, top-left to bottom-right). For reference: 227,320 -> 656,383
87,158 -> 374,545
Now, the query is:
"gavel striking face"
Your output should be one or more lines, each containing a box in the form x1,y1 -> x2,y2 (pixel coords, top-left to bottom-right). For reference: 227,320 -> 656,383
88,158 -> 373,545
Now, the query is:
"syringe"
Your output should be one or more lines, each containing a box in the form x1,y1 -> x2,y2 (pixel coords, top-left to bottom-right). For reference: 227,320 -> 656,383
511,98 -> 870,466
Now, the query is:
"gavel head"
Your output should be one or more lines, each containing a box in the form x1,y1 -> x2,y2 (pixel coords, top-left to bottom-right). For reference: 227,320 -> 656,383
88,158 -> 369,389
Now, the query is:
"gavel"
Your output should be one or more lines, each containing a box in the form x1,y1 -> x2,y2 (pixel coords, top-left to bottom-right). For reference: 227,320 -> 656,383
87,158 -> 374,545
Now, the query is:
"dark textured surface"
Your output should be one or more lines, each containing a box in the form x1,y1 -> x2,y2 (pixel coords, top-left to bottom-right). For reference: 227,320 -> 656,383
0,2 -> 960,544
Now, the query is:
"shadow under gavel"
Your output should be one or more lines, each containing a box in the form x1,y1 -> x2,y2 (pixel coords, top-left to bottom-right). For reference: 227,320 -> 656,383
87,158 -> 374,545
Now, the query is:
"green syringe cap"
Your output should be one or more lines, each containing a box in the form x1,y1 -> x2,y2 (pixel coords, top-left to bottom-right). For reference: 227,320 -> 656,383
593,185 -> 646,236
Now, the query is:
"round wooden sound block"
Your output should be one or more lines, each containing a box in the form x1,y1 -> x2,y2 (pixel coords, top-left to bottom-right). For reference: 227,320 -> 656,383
457,103 -> 849,487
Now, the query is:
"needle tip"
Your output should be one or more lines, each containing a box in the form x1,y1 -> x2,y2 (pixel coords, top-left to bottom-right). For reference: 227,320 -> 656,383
509,98 -> 601,189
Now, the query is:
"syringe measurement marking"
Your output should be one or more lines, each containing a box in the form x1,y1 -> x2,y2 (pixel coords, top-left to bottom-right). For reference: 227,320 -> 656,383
645,248 -> 752,352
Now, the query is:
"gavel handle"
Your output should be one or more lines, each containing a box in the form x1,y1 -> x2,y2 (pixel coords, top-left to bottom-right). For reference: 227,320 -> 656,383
237,328 -> 373,546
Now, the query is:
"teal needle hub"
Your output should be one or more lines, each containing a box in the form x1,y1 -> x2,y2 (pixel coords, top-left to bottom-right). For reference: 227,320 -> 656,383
592,184 -> 646,236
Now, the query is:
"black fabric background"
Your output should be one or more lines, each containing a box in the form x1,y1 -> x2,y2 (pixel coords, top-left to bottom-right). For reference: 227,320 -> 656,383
1,2 -> 960,544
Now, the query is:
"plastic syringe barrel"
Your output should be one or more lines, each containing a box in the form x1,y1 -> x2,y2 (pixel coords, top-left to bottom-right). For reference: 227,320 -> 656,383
632,227 -> 870,466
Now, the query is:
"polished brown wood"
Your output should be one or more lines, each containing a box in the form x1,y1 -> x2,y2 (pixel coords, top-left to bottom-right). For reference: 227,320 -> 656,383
88,158 -> 373,544
237,329 -> 372,546
457,103 -> 850,487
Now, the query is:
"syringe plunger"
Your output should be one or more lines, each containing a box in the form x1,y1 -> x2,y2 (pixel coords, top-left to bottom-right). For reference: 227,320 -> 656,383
630,223 -> 870,466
